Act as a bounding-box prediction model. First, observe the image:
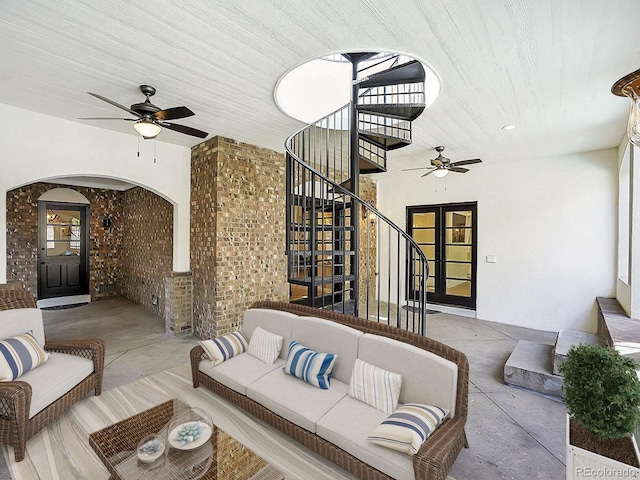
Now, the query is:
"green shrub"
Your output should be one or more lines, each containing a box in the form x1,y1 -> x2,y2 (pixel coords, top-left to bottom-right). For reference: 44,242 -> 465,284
561,344 -> 640,439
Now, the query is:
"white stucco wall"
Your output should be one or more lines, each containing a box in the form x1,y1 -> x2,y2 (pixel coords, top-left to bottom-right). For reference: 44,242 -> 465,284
376,148 -> 618,333
0,103 -> 192,283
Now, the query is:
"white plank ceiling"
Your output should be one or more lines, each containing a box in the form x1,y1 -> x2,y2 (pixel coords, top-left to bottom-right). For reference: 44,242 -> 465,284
1,0 -> 639,173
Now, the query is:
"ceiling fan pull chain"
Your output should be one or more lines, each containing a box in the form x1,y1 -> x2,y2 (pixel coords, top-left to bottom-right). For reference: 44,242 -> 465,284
137,133 -> 140,157
154,137 -> 157,164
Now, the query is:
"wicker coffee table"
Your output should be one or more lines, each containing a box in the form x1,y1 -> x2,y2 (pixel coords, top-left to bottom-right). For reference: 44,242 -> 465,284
89,398 -> 283,480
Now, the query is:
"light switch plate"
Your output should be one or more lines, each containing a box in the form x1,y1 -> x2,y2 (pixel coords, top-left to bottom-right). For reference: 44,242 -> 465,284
486,255 -> 497,263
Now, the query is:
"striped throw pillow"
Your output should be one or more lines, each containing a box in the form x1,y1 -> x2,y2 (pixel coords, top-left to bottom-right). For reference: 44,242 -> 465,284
282,340 -> 337,389
200,331 -> 248,366
0,332 -> 50,381
348,359 -> 402,414
248,327 -> 283,365
368,403 -> 449,455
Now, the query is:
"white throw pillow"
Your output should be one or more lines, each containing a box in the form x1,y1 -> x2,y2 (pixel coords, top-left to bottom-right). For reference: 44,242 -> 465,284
368,403 -> 449,455
348,358 -> 402,414
200,331 -> 248,366
248,326 -> 283,365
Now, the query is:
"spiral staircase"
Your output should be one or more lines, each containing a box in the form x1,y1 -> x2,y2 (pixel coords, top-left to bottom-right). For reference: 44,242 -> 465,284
285,52 -> 430,333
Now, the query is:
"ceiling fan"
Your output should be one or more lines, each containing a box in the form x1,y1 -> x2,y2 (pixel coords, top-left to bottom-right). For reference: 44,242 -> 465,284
80,85 -> 208,139
402,146 -> 482,177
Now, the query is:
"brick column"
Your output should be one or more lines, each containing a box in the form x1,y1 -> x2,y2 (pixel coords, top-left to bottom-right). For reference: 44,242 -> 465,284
164,271 -> 193,336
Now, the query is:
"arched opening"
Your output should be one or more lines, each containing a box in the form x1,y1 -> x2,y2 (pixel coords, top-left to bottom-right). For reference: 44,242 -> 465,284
6,179 -> 174,319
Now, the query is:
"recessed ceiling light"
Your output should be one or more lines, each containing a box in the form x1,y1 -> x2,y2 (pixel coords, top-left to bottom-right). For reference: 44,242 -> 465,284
502,124 -> 517,130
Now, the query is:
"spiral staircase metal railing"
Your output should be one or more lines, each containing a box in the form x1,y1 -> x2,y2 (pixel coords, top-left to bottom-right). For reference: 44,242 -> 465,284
285,53 -> 429,334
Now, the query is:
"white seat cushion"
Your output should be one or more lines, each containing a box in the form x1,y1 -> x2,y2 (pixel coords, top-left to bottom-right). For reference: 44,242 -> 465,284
247,368 -> 348,433
199,353 -> 284,395
19,352 -> 94,418
316,396 -> 414,480
0,309 -> 45,346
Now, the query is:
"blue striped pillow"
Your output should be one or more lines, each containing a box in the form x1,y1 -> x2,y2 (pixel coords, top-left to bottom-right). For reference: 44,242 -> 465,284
200,331 -> 248,366
368,403 -> 449,455
282,340 -> 337,389
0,332 -> 50,381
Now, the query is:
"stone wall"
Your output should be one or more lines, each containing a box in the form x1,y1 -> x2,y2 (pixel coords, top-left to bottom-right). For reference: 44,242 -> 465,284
120,186 -> 173,316
6,183 -> 123,300
191,136 -> 289,339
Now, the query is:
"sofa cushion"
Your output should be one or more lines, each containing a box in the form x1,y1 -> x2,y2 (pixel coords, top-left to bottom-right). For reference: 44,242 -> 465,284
199,353 -> 284,396
316,396 -> 414,480
0,309 -> 45,347
242,309 -> 296,361
368,403 -> 449,455
247,368 -> 348,433
348,359 -> 402,414
358,334 -> 458,417
248,327 -> 283,365
290,316 -> 362,384
200,331 -> 248,366
0,332 -> 49,381
20,352 -> 94,418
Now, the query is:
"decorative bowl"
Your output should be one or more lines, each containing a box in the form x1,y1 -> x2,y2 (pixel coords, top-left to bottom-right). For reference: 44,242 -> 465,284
167,407 -> 213,451
136,433 -> 166,464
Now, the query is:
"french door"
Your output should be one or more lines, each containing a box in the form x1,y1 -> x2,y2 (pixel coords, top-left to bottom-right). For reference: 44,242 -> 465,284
408,202 -> 477,309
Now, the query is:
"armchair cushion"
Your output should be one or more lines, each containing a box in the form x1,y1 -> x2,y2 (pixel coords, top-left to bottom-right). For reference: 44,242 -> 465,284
0,333 -> 49,381
20,352 -> 93,418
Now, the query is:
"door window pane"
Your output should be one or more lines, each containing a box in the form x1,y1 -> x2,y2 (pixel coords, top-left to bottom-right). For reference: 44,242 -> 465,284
413,212 -> 435,228
446,228 -> 471,244
446,245 -> 471,261
413,229 -> 435,244
446,279 -> 471,297
446,263 -> 472,280
46,209 -> 81,257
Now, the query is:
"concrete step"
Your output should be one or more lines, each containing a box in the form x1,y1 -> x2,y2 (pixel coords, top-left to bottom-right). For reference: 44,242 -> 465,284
504,340 -> 564,398
552,329 -> 604,375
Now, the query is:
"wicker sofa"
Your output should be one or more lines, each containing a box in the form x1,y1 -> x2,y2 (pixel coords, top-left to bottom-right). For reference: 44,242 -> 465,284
0,296 -> 104,462
190,301 -> 469,480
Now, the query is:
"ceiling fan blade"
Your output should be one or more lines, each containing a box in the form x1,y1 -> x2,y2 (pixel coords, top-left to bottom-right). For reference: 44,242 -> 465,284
449,167 -> 470,173
431,159 -> 444,167
88,92 -> 140,117
160,122 -> 209,139
154,106 -> 195,121
450,158 -> 482,167
401,166 -> 432,172
421,170 -> 436,177
78,117 -> 135,121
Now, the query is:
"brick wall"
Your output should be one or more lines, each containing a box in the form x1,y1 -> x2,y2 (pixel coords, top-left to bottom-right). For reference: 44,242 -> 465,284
359,178 -> 377,300
191,136 -> 289,339
121,186 -> 173,315
6,183 -> 123,300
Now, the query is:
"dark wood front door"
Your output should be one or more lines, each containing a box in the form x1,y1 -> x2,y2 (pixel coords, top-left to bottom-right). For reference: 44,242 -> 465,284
408,202 -> 477,309
38,202 -> 89,299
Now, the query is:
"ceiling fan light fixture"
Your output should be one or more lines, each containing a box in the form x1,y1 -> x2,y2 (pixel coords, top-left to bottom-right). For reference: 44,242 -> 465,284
612,68 -> 640,148
133,119 -> 161,139
433,168 -> 449,178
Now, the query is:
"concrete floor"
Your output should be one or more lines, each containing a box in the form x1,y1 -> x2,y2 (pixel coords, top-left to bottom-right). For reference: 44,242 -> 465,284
1,298 -> 565,479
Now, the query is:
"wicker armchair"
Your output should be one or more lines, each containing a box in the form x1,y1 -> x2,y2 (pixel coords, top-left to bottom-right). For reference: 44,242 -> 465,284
0,306 -> 104,461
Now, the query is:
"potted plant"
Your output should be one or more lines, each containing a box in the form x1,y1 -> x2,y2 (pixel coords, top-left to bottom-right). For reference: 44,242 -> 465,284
561,344 -> 640,476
